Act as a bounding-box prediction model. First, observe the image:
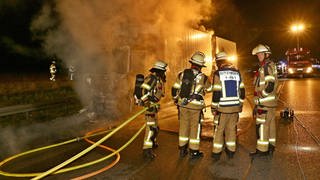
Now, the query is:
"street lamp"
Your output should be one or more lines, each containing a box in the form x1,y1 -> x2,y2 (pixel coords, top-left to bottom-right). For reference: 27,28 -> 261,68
290,23 -> 305,52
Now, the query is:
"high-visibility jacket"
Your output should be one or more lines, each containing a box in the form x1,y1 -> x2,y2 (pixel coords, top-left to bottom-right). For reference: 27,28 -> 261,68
254,59 -> 278,108
211,64 -> 245,113
172,68 -> 212,110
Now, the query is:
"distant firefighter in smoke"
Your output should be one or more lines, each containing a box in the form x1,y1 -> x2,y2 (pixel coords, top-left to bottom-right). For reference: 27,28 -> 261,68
134,60 -> 168,159
68,65 -> 76,80
49,60 -> 57,81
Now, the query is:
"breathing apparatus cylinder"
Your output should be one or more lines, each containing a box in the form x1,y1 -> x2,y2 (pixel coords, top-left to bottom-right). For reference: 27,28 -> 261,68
134,74 -> 144,104
133,74 -> 144,105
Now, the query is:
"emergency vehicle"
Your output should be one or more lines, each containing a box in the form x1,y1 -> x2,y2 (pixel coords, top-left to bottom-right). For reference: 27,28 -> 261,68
285,47 -> 313,78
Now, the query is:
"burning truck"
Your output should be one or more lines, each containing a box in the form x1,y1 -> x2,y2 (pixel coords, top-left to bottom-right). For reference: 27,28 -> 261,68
80,29 -> 237,119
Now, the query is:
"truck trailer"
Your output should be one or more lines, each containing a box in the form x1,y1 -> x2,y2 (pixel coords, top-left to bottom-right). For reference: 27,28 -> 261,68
81,29 -> 237,116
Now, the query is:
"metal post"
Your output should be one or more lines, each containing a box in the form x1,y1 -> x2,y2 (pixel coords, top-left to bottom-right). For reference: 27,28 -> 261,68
297,34 -> 300,52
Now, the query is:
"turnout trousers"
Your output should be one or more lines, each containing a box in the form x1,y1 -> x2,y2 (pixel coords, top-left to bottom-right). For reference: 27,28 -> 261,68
143,111 -> 159,149
255,107 -> 276,152
212,113 -> 239,153
178,107 -> 202,151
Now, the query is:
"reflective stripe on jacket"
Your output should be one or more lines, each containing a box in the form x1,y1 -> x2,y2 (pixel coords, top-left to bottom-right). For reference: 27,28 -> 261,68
141,73 -> 165,105
254,59 -> 278,108
211,64 -> 245,113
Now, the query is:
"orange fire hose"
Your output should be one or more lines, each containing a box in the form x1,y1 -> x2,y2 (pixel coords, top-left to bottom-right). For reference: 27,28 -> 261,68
71,128 -> 120,180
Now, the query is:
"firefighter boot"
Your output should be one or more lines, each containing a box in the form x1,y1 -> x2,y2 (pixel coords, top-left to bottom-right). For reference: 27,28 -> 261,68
211,152 -> 221,161
249,149 -> 269,157
179,144 -> 188,158
143,149 -> 156,159
225,148 -> 235,159
152,141 -> 159,149
268,144 -> 275,155
150,126 -> 159,149
190,149 -> 204,159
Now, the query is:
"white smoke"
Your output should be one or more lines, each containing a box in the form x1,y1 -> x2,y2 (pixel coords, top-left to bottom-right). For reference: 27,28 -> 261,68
31,0 -> 213,119
0,113 -> 95,159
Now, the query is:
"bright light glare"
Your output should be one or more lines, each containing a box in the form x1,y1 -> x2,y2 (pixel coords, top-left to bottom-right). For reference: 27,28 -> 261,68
300,147 -> 312,151
306,67 -> 313,73
190,33 -> 207,40
291,23 -> 305,33
205,56 -> 212,63
288,68 -> 294,74
228,55 -> 237,61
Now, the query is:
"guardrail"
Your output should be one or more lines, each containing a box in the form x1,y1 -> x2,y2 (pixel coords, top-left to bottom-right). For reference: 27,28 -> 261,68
0,97 -> 80,119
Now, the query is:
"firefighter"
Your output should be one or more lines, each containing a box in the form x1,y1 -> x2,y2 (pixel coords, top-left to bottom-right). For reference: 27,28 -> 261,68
211,52 -> 245,160
69,65 -> 76,80
49,60 -> 57,81
172,51 -> 212,159
250,44 -> 278,157
139,60 -> 168,159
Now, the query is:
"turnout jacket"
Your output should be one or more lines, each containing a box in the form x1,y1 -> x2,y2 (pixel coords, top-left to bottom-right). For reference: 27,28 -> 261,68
254,58 -> 278,108
140,72 -> 165,112
211,64 -> 245,113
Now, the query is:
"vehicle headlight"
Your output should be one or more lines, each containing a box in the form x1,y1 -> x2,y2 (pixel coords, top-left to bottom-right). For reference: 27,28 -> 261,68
288,68 -> 294,74
306,67 -> 313,73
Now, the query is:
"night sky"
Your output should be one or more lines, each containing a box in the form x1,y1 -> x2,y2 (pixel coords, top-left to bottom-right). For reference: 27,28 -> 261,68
0,0 -> 46,72
209,0 -> 320,60
1,0 -> 320,72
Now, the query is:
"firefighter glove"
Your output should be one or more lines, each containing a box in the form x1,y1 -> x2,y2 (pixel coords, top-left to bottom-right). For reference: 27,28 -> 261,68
173,98 -> 178,105
211,108 -> 219,116
254,98 -> 260,105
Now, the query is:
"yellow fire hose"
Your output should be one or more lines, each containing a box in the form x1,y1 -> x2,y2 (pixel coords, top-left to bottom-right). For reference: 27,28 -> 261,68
0,105 -> 151,179
68,124 -> 146,180
71,128 -> 121,180
0,129 -> 112,177
32,106 -> 149,180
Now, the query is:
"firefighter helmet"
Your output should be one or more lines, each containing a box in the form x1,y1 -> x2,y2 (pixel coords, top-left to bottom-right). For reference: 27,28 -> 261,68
189,51 -> 206,67
215,51 -> 228,61
151,60 -> 167,71
252,44 -> 272,55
